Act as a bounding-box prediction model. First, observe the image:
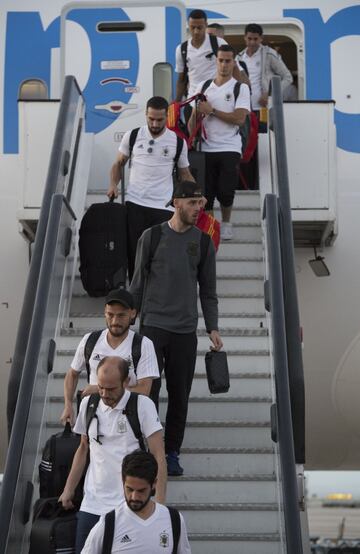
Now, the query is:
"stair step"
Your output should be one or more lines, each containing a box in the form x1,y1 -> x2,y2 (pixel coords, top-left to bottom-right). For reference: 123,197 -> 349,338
69,293 -> 266,315
56,333 -> 270,351
174,448 -> 275,475
166,474 -> 277,503
189,534 -> 281,554
66,315 -> 267,329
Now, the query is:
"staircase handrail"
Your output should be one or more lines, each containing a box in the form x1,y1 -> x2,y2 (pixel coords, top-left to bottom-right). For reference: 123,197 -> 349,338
0,194 -> 76,553
269,76 -> 305,465
7,76 -> 83,436
264,193 -> 303,553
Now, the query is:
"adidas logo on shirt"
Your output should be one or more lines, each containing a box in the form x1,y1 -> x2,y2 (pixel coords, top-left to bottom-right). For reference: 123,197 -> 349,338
93,354 -> 102,361
120,535 -> 132,543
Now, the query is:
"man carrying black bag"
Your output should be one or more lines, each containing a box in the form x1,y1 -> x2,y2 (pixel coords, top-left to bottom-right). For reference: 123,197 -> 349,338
107,96 -> 195,282
130,180 -> 223,477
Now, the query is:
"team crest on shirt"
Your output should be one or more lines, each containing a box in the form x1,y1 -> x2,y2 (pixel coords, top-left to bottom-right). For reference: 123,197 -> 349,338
159,531 -> 170,547
163,147 -> 169,157
225,93 -> 232,101
187,241 -> 199,257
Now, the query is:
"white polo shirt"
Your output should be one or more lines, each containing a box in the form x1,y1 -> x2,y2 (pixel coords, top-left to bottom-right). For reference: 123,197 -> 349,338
195,77 -> 250,153
81,501 -> 191,553
175,34 -> 227,97
74,391 -> 162,515
239,48 -> 262,109
119,126 -> 189,210
71,329 -> 159,386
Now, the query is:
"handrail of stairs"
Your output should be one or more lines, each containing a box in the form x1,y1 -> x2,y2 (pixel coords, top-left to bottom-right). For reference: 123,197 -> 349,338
269,76 -> 305,466
7,76 -> 84,437
0,194 -> 77,553
264,193 -> 303,554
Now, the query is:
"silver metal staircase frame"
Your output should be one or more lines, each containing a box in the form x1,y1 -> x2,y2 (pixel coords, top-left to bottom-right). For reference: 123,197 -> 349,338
262,75 -> 306,553
0,76 -> 84,553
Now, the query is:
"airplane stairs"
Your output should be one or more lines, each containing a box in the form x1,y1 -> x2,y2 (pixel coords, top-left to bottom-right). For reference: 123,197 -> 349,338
45,188 -> 284,554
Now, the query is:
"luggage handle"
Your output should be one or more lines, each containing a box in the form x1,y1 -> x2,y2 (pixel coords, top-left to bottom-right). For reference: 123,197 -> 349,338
33,498 -> 75,521
62,421 -> 73,437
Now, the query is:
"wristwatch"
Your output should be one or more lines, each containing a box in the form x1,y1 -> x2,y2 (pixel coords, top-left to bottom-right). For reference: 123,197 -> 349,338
209,108 -> 216,116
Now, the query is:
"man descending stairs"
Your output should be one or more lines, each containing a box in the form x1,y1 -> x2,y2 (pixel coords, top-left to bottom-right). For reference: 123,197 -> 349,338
46,190 -> 283,553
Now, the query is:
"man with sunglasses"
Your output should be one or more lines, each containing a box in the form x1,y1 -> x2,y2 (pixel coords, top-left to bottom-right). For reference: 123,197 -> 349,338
59,356 -> 166,554
108,96 -> 194,282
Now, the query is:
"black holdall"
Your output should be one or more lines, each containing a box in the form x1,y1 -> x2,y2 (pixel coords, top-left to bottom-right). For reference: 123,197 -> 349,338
29,497 -> 77,554
205,350 -> 230,394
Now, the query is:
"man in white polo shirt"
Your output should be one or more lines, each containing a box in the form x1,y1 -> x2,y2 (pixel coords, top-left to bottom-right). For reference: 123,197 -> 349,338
81,450 -> 190,553
189,44 -> 251,240
60,289 -> 159,426
175,9 -> 248,102
107,96 -> 194,281
59,356 -> 166,554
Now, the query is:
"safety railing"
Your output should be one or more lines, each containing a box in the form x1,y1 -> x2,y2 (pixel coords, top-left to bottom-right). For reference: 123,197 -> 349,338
264,194 -> 303,553
7,75 -> 84,436
0,194 -> 77,553
269,76 -> 305,466
261,75 -> 306,553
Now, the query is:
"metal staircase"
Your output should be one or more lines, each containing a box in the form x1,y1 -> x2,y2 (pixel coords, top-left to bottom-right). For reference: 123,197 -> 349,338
42,189 -> 284,554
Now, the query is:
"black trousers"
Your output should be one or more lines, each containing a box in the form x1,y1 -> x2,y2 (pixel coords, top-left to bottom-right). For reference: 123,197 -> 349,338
141,325 -> 197,454
126,201 -> 172,282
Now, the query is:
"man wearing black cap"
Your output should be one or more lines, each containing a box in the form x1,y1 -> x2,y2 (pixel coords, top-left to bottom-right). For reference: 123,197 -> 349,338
60,289 -> 159,426
130,180 -> 223,476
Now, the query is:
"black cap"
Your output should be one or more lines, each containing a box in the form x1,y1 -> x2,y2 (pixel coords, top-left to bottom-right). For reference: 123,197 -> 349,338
166,180 -> 203,207
105,289 -> 134,309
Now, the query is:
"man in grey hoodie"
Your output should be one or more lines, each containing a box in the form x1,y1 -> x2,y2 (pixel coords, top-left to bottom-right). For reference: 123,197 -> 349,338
237,23 -> 293,110
130,180 -> 223,476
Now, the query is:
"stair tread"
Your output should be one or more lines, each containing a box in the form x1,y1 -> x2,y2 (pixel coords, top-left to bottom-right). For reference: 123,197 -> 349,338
188,532 -> 280,541
56,349 -> 271,356
167,473 -> 276,482
168,502 -> 278,511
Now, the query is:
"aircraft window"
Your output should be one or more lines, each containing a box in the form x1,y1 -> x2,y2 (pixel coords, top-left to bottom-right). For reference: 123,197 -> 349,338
153,63 -> 173,103
97,22 -> 145,32
18,79 -> 48,100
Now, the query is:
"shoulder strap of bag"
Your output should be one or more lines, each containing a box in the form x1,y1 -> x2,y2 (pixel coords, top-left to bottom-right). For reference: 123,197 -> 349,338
131,332 -> 143,374
174,136 -> 184,166
84,330 -> 102,383
168,506 -> 181,554
144,224 -> 162,275
123,393 -> 146,451
129,127 -> 140,159
102,509 -> 115,554
85,393 -> 101,436
198,232 -> 211,276
209,34 -> 219,57
233,81 -> 240,103
180,40 -> 188,74
201,79 -> 213,95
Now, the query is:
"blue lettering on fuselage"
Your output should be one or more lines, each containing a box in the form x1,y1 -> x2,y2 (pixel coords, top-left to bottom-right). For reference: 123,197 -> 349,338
3,6 -> 360,154
284,6 -> 360,153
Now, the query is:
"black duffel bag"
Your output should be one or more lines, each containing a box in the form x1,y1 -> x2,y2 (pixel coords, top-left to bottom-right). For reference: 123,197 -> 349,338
29,497 -> 77,554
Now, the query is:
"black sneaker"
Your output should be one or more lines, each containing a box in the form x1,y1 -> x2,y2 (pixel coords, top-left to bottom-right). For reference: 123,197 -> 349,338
166,451 -> 184,476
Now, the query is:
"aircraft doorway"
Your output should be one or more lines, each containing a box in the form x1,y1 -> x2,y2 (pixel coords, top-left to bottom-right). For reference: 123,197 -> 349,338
213,22 -> 304,99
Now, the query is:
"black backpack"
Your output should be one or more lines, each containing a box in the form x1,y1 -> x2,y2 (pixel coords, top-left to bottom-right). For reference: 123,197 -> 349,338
101,505 -> 181,554
38,423 -> 83,504
84,330 -> 143,382
85,392 -> 146,452
128,127 -> 183,168
200,79 -> 251,156
147,224 -> 210,276
181,34 -> 219,85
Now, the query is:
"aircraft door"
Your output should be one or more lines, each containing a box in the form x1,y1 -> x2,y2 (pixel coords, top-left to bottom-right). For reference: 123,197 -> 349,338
60,2 -> 185,187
